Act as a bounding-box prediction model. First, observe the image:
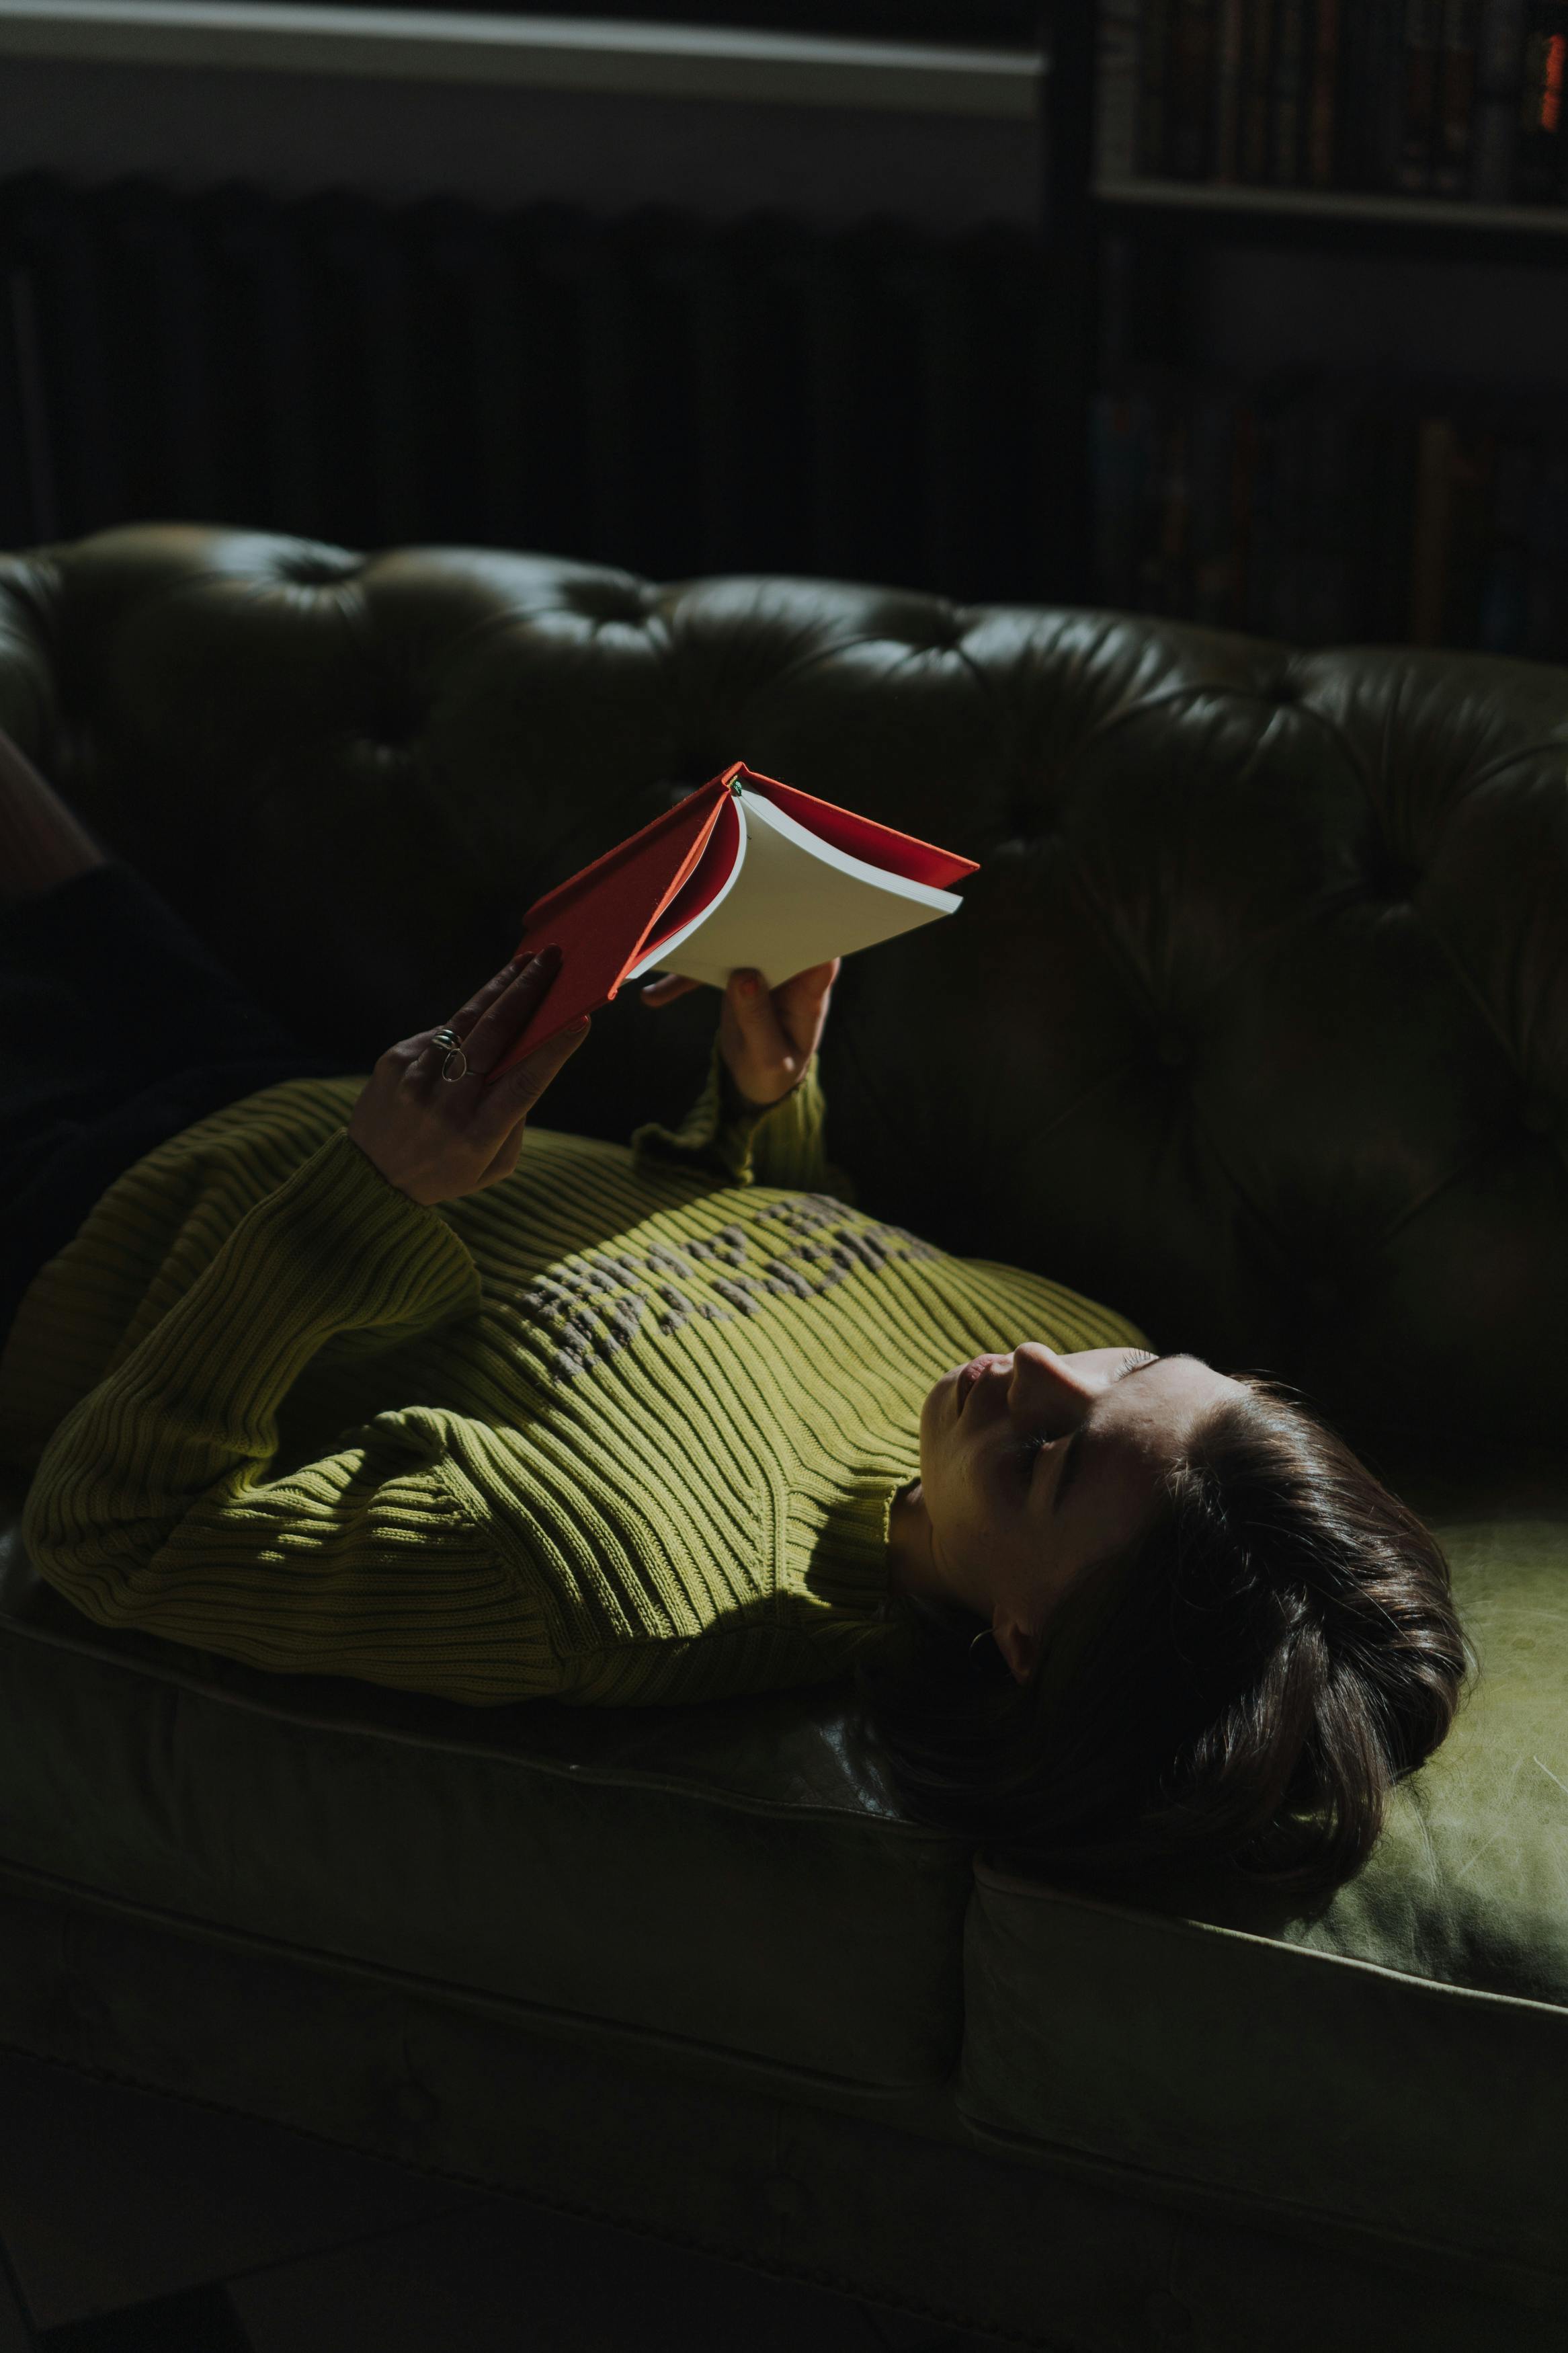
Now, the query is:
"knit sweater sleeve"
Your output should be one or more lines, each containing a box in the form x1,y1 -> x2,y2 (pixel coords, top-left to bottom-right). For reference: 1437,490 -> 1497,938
19,1128 -> 565,1704
630,1035 -> 856,1200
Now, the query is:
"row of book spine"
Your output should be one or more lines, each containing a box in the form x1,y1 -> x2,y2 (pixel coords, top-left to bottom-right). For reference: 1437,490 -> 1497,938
1091,372 -> 1568,657
1096,2 -> 1568,204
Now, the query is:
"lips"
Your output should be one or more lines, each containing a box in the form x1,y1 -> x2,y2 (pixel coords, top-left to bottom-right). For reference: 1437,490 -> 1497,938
956,1358 -> 989,1417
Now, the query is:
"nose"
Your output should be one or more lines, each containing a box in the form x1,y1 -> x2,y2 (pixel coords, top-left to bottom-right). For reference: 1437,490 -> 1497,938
1008,1343 -> 1096,1422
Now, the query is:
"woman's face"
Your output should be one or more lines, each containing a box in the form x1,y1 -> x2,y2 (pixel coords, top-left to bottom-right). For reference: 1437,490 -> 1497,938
911,1344 -> 1245,1681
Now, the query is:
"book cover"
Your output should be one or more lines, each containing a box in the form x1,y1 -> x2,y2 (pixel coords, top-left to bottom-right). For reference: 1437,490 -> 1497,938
1472,0 -> 1529,197
489,762 -> 978,1080
1433,0 -> 1482,192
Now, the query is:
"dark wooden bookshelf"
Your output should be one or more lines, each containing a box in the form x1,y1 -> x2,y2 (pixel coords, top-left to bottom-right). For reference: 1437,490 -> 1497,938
1039,3 -> 1568,649
1096,174 -> 1568,253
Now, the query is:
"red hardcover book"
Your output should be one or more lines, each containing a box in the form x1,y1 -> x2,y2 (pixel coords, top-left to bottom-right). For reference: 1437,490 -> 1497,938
485,760 -> 979,1085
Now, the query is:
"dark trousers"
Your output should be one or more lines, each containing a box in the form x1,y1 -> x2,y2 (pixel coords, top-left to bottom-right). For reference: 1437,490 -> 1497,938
0,862 -> 350,1344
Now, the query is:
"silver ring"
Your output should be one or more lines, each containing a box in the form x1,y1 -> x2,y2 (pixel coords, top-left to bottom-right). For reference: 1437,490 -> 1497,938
430,1026 -> 468,1084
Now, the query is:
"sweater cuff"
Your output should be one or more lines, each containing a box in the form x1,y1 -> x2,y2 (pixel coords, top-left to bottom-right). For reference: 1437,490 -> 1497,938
237,1128 -> 483,1349
630,1035 -> 813,1189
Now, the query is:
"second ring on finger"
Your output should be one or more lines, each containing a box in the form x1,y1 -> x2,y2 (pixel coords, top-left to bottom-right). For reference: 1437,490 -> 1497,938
429,1025 -> 470,1082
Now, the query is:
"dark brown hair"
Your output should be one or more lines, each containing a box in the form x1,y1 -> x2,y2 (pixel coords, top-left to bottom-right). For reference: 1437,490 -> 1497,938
852,1373 -> 1471,1906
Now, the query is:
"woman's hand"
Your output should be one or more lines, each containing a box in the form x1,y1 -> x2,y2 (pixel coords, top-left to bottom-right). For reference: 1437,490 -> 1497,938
639,958 -> 839,1109
347,947 -> 590,1207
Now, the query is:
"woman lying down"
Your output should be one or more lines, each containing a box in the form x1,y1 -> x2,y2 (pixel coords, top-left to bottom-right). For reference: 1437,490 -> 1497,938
0,731 -> 1467,1908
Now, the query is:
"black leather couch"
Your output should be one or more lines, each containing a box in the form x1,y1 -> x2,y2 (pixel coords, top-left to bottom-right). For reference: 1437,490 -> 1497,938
1,526 -> 1565,2352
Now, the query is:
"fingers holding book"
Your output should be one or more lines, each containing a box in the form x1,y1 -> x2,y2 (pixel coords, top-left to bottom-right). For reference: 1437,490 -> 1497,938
638,971 -> 700,1008
643,957 -> 840,1111
347,947 -> 591,1207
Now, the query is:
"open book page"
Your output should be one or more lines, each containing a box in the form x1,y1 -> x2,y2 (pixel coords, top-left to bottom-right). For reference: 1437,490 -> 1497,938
626,788 -> 963,992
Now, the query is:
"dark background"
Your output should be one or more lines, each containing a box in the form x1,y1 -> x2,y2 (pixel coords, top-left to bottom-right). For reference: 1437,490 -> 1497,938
2,1 -> 1567,651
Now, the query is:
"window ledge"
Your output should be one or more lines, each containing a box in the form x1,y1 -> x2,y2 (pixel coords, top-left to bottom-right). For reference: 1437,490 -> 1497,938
0,0 -> 1042,115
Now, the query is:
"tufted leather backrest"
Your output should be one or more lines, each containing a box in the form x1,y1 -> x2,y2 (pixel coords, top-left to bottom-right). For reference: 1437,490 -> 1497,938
1,524 -> 1564,1469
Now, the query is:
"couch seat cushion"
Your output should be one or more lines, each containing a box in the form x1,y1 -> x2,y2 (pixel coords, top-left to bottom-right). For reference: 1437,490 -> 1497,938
0,1509 -> 969,2093
956,1511 -> 1568,2277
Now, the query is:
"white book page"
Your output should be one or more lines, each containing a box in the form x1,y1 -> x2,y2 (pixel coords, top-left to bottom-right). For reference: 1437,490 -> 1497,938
626,786 -> 964,992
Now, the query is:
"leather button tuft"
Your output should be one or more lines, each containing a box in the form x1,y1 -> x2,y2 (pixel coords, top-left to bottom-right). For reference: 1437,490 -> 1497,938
576,586 -> 647,625
1366,853 -> 1419,900
766,2178 -> 804,2220
276,547 -> 360,589
1523,1101 -> 1556,1136
1155,1032 -> 1188,1069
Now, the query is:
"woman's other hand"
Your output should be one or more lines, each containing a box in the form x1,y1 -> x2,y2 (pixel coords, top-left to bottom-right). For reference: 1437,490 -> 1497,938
347,948 -> 590,1206
639,958 -> 839,1109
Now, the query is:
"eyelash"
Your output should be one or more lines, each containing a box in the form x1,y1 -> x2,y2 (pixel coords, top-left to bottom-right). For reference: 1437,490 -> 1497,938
1014,1351 -> 1158,1474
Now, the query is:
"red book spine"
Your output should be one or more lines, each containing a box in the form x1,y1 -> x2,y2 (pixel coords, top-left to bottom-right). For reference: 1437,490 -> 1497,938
1517,1 -> 1568,198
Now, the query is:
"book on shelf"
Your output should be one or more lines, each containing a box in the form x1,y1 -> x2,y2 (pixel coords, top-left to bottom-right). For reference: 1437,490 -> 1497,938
1089,368 -> 1568,661
1399,0 -> 1442,195
1307,0 -> 1343,186
1517,0 -> 1568,199
1138,0 -> 1173,173
1472,0 -> 1529,200
1212,0 -> 1247,175
1239,0 -> 1276,177
1169,0 -> 1221,177
486,762 -> 979,1083
1096,0 -> 1145,178
1432,0 -> 1481,196
1270,0 -> 1310,184
1094,0 -> 1568,204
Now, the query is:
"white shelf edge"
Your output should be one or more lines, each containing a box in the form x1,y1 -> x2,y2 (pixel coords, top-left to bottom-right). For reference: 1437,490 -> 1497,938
1094,174 -> 1568,237
0,0 -> 1043,115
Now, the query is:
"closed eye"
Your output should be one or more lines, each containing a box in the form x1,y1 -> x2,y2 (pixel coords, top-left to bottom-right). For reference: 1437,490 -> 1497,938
1016,1349 -> 1161,1479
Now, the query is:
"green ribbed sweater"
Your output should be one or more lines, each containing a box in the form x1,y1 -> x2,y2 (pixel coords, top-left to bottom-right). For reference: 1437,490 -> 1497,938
0,1041 -> 1147,1706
